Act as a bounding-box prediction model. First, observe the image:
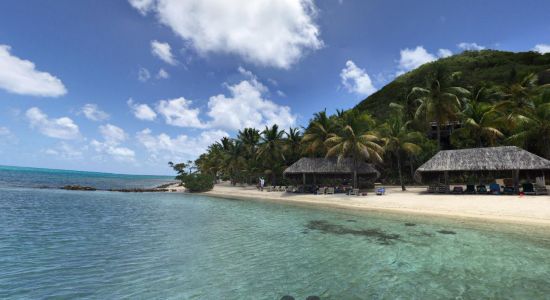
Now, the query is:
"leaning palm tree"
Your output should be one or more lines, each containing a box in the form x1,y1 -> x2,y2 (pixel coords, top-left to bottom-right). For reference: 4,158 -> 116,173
451,87 -> 504,148
507,98 -> 550,159
492,73 -> 539,128
257,124 -> 286,185
302,110 -> 334,156
378,103 -> 423,191
325,118 -> 383,188
409,68 -> 469,149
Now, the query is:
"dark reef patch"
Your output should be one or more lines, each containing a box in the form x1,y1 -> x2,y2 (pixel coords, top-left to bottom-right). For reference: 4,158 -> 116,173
404,223 -> 416,227
306,220 -> 400,245
437,230 -> 457,235
346,219 -> 357,223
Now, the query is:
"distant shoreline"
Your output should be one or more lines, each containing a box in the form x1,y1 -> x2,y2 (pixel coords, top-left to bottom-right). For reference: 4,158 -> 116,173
203,184 -> 550,228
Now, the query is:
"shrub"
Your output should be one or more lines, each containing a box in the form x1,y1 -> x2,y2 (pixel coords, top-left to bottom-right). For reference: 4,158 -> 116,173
183,173 -> 214,192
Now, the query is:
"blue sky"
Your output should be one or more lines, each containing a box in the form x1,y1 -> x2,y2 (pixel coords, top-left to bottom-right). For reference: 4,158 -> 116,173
1,0 -> 549,175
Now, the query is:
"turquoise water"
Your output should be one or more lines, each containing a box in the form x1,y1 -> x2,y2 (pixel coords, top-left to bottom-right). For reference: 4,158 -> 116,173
1,168 -> 550,299
0,165 -> 175,189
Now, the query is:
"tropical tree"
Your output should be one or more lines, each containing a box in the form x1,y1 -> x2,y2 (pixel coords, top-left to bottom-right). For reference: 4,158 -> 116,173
378,103 -> 423,191
492,73 -> 538,128
284,127 -> 302,165
409,68 -> 470,149
325,114 -> 384,188
257,124 -> 286,185
302,110 -> 334,156
451,87 -> 504,148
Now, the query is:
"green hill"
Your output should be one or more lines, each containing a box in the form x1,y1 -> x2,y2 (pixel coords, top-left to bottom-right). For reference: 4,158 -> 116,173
353,50 -> 550,119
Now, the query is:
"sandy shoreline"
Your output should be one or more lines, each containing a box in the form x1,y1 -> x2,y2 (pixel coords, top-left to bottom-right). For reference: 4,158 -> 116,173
175,183 -> 550,228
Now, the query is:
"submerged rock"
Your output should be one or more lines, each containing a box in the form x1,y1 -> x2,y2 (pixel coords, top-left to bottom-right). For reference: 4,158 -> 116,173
61,185 -> 97,191
437,230 -> 456,235
306,296 -> 321,300
306,220 -> 400,245
280,296 -> 295,300
404,223 -> 416,227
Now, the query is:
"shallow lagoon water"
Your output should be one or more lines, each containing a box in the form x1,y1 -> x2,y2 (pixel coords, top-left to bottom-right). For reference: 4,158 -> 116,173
1,186 -> 550,299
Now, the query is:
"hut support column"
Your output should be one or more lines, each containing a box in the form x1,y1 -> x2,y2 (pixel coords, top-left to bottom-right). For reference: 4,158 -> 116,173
302,173 -> 306,186
513,169 -> 519,194
313,173 -> 317,185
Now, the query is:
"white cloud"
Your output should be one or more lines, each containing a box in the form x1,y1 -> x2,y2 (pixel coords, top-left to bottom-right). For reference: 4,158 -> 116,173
457,42 -> 485,51
340,60 -> 376,96
91,124 -> 135,162
128,0 -> 155,15
127,98 -> 157,121
156,97 -> 205,128
151,40 -> 178,65
397,46 -> 437,74
0,126 -> 10,136
129,0 -> 323,69
0,126 -> 17,144
136,128 -> 228,161
99,124 -> 127,144
534,44 -> 550,54
25,107 -> 80,140
44,142 -> 84,160
438,48 -> 453,58
79,104 -> 109,121
156,68 -> 169,79
0,45 -> 67,97
138,67 -> 151,82
206,77 -> 296,130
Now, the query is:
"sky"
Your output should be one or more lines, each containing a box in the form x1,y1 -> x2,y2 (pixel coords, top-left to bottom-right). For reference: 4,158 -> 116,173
1,0 -> 550,175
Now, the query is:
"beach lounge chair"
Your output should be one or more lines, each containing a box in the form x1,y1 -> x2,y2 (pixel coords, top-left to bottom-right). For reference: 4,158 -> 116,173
317,187 -> 326,195
427,184 -> 437,193
465,185 -> 476,194
535,177 -> 548,195
376,187 -> 385,195
438,184 -> 450,194
326,187 -> 335,195
451,186 -> 464,194
348,188 -> 359,196
489,183 -> 501,195
522,183 -> 536,195
476,185 -> 487,194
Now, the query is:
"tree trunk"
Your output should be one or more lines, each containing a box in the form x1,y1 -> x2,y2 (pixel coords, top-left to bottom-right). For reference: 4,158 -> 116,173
397,152 -> 405,191
409,156 -> 415,180
353,157 -> 358,188
436,123 -> 442,150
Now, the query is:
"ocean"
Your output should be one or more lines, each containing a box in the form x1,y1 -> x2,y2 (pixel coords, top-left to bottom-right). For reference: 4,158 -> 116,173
1,166 -> 550,299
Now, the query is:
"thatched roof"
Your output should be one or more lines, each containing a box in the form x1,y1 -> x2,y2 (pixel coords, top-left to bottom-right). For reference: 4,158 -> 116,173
416,146 -> 550,173
284,157 -> 380,176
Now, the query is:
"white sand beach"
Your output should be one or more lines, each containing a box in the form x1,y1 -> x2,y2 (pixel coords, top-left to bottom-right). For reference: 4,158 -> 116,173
182,183 -> 550,227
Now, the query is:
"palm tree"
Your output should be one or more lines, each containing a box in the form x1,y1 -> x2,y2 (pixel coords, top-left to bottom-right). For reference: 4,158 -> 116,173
257,124 -> 286,185
450,87 -> 504,148
492,73 -> 538,128
284,127 -> 302,165
507,97 -> 550,159
409,68 -> 469,149
378,103 -> 423,191
302,110 -> 334,156
325,116 -> 383,188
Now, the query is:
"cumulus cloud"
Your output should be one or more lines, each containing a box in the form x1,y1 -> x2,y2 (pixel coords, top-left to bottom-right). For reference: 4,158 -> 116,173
156,68 -> 169,79
340,60 -> 376,96
129,0 -> 323,69
136,128 -> 228,161
138,67 -> 151,82
156,97 -> 205,128
44,142 -> 84,160
127,98 -> 157,121
79,104 -> 109,121
457,42 -> 485,51
151,40 -> 178,65
438,48 -> 453,58
397,46 -> 437,74
534,44 -> 550,54
91,124 -> 135,162
26,107 -> 80,140
206,77 -> 296,130
0,126 -> 17,144
0,45 -> 67,97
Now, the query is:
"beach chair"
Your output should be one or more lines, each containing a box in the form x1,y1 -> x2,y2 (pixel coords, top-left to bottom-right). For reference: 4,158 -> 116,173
451,186 -> 464,194
489,183 -> 501,195
438,184 -> 450,194
522,183 -> 536,195
348,188 -> 359,196
376,187 -> 385,195
317,187 -> 326,195
535,177 -> 548,195
427,184 -> 437,193
465,185 -> 476,194
326,187 -> 335,195
476,185 -> 487,194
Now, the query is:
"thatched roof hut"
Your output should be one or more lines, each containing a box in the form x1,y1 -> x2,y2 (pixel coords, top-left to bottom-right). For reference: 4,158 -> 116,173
284,157 -> 380,188
415,146 -> 550,183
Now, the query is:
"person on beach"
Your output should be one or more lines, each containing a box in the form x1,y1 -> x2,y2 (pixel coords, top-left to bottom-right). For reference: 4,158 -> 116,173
260,177 -> 265,191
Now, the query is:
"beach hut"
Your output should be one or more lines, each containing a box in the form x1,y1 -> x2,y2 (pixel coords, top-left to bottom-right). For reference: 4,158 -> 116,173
415,146 -> 550,193
283,157 -> 380,188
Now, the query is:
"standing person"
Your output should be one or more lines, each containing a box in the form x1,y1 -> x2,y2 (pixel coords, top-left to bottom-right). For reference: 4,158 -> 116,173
260,177 -> 265,191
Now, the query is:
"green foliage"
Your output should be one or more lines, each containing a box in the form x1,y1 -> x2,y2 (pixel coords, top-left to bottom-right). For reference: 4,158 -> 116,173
182,173 -> 215,192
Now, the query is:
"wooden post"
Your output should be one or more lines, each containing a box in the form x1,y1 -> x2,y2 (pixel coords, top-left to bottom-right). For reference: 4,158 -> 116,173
313,173 -> 317,185
513,169 -> 520,194
302,173 -> 306,186
444,171 -> 449,193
